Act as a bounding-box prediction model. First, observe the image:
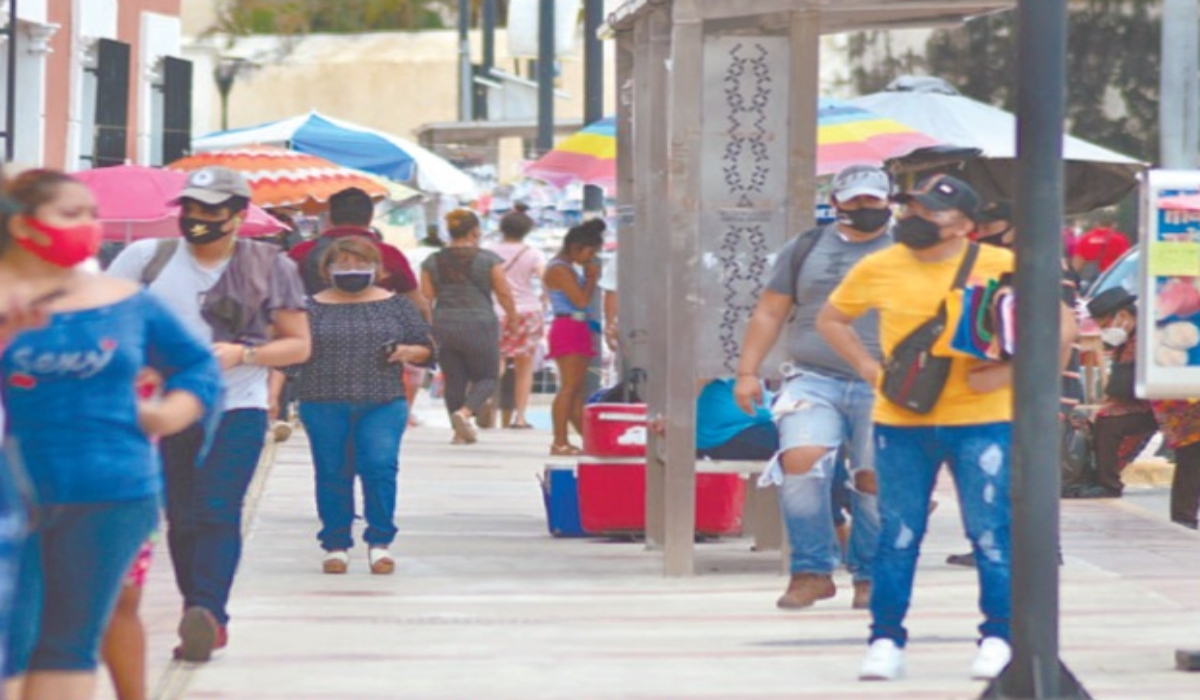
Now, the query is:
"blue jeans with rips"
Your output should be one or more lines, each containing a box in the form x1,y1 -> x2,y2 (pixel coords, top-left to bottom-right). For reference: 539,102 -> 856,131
774,371 -> 880,582
162,408 -> 268,627
299,398 -> 409,551
870,422 -> 1012,647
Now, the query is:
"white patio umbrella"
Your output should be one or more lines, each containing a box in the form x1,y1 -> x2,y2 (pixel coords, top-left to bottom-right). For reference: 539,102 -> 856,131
193,111 -> 478,199
850,76 -> 1145,213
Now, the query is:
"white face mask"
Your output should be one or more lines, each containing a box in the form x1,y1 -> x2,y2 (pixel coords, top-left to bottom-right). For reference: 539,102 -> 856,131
1100,326 -> 1129,348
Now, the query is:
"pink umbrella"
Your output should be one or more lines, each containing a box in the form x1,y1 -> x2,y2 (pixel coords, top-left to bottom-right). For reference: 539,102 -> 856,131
72,164 -> 286,241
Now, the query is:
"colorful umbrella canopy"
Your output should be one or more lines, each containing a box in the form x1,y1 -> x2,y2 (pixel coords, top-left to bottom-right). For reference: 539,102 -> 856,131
168,146 -> 391,214
72,165 -> 285,242
816,97 -> 941,176
523,104 -> 939,189
524,117 -> 617,190
193,112 -> 478,198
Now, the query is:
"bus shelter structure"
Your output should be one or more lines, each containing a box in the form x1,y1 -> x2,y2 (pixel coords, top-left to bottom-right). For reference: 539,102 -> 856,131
605,0 -> 1013,577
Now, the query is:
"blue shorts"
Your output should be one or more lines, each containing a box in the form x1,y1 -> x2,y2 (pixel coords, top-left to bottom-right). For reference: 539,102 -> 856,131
5,496 -> 159,676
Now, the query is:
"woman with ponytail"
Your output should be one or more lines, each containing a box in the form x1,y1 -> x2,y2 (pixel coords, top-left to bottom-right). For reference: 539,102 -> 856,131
0,169 -> 220,700
420,209 -> 519,444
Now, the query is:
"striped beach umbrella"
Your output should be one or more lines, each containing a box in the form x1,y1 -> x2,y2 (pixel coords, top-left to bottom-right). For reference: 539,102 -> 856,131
524,117 -> 617,191
817,98 -> 941,176
169,145 -> 392,214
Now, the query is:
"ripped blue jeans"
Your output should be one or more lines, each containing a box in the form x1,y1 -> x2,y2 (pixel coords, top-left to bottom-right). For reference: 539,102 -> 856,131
870,422 -> 1012,647
774,372 -> 879,582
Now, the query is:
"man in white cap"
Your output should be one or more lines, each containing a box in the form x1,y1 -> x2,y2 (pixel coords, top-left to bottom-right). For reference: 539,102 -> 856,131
108,167 -> 310,662
734,165 -> 891,612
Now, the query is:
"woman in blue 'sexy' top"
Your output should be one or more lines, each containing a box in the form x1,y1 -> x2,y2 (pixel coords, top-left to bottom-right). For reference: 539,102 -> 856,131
0,169 -> 221,700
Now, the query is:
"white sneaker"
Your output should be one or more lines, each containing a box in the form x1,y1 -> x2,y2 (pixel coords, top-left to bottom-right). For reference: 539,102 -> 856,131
971,637 -> 1012,680
322,550 -> 349,574
859,639 -> 905,681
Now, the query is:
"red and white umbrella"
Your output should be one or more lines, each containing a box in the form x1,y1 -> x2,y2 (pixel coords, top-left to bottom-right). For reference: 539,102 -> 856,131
169,145 -> 390,214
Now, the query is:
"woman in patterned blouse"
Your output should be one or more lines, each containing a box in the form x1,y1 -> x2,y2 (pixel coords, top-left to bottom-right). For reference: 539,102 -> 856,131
291,237 -> 434,575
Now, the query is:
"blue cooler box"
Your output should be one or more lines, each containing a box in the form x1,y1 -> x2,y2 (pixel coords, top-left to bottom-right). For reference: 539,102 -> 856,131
540,465 -> 588,537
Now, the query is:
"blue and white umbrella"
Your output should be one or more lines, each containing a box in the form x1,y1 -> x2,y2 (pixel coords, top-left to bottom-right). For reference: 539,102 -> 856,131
194,111 -> 478,198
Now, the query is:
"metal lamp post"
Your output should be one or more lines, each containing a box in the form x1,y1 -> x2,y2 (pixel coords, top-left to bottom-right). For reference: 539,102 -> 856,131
214,57 -> 254,132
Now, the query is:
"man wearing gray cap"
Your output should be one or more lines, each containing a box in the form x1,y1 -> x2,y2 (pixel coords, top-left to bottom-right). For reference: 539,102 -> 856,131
734,165 -> 890,613
108,166 -> 311,662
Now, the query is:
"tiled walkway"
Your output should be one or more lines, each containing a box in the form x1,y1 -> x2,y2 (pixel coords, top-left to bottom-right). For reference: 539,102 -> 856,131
108,399 -> 1200,700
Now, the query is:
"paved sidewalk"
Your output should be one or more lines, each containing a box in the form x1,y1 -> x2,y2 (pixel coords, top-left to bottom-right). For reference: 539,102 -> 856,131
114,399 -> 1200,700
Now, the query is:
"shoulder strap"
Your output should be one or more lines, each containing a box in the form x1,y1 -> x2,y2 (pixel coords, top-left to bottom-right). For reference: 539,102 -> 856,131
789,226 -> 827,303
936,243 -> 981,322
140,239 -> 180,286
951,243 -> 980,291
504,245 -> 531,272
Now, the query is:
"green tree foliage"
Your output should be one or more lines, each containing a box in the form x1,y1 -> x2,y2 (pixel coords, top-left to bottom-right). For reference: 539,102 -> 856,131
844,1 -> 1161,162
217,0 -> 457,35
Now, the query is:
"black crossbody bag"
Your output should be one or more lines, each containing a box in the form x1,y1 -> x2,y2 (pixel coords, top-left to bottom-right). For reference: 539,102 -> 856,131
881,243 -> 980,415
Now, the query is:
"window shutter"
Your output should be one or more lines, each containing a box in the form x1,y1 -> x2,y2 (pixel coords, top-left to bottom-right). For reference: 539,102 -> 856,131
162,56 -> 193,164
94,38 -> 131,168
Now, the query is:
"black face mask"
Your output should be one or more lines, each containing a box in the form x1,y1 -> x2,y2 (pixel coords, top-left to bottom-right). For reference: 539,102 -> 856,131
837,207 -> 892,234
331,271 -> 375,294
180,217 -> 233,245
893,216 -> 945,250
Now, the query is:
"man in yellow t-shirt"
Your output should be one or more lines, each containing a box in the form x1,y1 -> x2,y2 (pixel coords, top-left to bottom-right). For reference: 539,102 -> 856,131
817,174 -> 1072,683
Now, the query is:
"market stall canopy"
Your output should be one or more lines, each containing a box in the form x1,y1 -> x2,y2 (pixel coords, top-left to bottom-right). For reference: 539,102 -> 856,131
168,146 -> 392,215
193,111 -> 478,198
815,97 -> 942,175
524,101 -> 941,189
851,76 -> 1145,213
524,117 -> 617,190
73,165 -> 285,242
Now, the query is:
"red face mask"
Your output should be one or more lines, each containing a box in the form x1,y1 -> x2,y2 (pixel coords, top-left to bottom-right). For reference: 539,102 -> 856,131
16,216 -> 103,268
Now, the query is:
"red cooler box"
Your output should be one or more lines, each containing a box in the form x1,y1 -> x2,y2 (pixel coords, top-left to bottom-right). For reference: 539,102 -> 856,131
577,460 -> 746,536
583,404 -> 648,458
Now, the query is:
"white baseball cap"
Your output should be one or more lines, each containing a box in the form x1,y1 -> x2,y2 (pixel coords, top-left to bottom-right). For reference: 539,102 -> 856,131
831,165 -> 891,203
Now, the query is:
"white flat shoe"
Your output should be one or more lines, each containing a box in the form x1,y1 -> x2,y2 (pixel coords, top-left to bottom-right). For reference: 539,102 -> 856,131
322,550 -> 349,574
971,637 -> 1012,680
369,547 -> 395,575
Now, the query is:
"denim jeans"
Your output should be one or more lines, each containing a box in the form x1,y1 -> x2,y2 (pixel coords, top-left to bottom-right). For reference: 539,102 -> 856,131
161,409 -> 268,627
0,452 -> 26,679
5,495 -> 158,675
299,398 -> 409,551
774,372 -> 880,581
871,422 -> 1012,647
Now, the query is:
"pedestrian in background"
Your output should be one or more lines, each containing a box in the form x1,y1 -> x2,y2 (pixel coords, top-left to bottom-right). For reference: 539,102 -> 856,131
421,209 -> 519,444
543,219 -> 605,456
735,165 -> 890,611
486,204 -> 546,429
0,169 -> 221,700
290,237 -> 433,574
107,167 -> 310,663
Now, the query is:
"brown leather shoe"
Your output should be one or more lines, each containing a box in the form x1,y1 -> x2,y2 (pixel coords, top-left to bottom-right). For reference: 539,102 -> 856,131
776,574 -> 836,609
852,580 -> 872,610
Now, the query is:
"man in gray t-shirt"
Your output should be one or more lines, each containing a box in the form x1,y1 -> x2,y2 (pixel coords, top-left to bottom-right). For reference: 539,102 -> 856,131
734,165 -> 892,612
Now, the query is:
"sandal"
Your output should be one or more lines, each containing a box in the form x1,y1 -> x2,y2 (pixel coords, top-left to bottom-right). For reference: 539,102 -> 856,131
450,412 -> 478,444
549,444 -> 583,456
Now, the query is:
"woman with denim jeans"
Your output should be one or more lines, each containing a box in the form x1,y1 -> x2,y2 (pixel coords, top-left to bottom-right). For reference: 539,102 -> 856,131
0,169 -> 221,700
291,237 -> 433,575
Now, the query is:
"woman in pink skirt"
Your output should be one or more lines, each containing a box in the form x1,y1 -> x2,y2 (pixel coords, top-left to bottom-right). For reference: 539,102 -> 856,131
487,205 -> 547,429
542,220 -> 605,455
